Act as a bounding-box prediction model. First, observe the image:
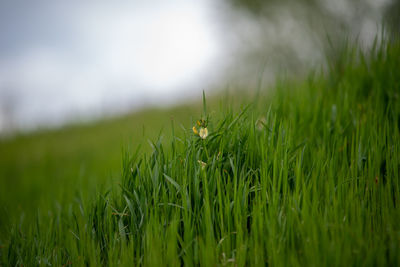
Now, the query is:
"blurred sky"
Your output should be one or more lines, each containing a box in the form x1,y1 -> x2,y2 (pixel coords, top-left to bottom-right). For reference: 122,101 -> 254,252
0,0 -> 393,133
0,0 -> 228,132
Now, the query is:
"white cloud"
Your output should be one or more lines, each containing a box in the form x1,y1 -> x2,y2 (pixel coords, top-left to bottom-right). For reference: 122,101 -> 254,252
0,0 -> 221,130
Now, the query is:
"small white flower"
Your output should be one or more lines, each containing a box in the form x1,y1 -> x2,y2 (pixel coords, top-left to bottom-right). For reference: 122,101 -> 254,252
199,127 -> 208,139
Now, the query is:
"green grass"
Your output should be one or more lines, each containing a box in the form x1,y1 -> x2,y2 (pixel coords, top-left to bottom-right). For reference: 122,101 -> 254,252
1,38 -> 400,266
0,104 -> 208,234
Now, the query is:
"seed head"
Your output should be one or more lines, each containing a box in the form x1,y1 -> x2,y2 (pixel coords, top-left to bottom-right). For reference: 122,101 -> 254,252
198,160 -> 207,170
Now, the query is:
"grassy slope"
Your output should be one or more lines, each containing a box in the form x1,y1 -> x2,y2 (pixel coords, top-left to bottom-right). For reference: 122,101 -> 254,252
0,104 -> 210,236
1,39 -> 400,266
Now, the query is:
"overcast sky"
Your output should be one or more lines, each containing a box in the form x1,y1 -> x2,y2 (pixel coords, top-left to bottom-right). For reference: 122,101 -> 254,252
0,0 -> 227,132
0,0 -> 392,133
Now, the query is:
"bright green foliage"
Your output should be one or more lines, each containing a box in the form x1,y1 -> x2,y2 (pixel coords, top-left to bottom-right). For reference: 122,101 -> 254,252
0,104 -> 203,237
2,39 -> 400,266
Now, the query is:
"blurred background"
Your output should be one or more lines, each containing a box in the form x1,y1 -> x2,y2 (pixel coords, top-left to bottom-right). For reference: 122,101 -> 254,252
0,0 -> 398,135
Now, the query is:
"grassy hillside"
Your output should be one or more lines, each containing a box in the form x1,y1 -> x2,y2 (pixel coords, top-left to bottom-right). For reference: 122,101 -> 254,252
0,104 -> 208,235
1,39 -> 400,266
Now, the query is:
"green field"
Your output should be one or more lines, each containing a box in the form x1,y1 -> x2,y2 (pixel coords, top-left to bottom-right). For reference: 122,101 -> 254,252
0,103 -> 206,233
1,39 -> 400,266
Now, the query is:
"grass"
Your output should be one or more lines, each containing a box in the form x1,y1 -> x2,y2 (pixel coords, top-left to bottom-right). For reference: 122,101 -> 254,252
1,38 -> 400,266
0,103 -> 209,236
